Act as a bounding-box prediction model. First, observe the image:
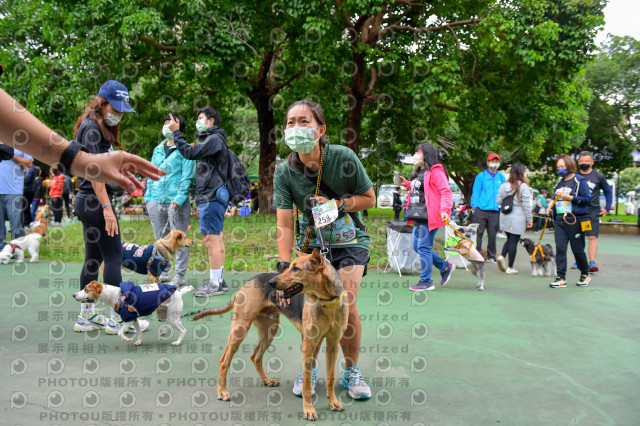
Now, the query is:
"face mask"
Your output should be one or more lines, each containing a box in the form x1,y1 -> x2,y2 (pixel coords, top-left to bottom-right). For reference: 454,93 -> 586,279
557,168 -> 568,177
579,163 -> 590,171
104,112 -> 122,127
162,125 -> 174,139
412,153 -> 423,166
489,163 -> 500,170
195,118 -> 208,133
284,126 -> 318,154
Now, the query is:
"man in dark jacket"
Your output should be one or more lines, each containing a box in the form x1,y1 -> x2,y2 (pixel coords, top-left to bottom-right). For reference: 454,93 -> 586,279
22,165 -> 37,226
392,186 -> 402,221
169,106 -> 229,297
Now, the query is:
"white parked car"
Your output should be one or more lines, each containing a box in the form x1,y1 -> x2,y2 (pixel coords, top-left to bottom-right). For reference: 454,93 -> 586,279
377,184 -> 405,209
625,190 -> 640,215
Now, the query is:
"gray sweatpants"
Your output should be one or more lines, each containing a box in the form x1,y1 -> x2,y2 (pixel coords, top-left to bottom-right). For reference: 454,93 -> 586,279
146,200 -> 191,278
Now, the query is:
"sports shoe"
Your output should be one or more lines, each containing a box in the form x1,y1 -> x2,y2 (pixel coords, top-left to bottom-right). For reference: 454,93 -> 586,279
440,263 -> 455,286
105,317 -> 150,335
158,273 -> 171,284
505,267 -> 518,275
570,263 -> 578,269
549,277 -> 567,288
171,276 -> 187,287
576,274 -> 591,287
410,281 -> 435,291
588,261 -> 599,273
341,366 -> 371,400
497,232 -> 507,239
292,364 -> 318,397
497,255 -> 507,272
220,279 -> 229,292
194,280 -> 224,297
74,314 -> 109,332
485,258 -> 497,264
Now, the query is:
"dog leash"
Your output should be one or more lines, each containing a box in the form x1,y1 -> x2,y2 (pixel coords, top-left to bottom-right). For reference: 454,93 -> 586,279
531,194 -> 561,261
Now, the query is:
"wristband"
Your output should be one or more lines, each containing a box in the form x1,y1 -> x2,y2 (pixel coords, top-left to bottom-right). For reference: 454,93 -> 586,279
102,203 -> 112,208
337,199 -> 346,213
59,140 -> 87,174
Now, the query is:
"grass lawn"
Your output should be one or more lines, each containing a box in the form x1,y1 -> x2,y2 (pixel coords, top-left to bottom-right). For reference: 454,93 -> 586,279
36,207 -> 421,271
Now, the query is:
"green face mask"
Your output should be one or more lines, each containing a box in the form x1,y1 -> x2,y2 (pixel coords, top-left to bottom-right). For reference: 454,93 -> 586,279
284,126 -> 318,154
162,125 -> 173,139
195,118 -> 208,133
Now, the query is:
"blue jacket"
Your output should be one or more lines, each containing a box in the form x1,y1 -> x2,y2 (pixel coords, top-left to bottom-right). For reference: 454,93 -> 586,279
116,282 -> 177,322
552,175 -> 592,217
121,243 -> 171,278
470,169 -> 506,211
144,141 -> 195,206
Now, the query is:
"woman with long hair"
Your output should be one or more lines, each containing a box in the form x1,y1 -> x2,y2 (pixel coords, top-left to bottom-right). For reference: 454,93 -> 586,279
72,80 -> 149,335
496,163 -> 533,274
399,143 -> 455,291
272,99 -> 376,400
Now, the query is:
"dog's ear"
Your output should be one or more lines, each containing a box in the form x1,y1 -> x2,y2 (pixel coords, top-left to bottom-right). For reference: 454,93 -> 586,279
174,230 -> 183,239
306,249 -> 325,271
293,248 -> 304,258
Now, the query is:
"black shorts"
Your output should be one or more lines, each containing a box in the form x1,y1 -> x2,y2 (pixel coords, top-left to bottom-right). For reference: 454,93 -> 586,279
306,246 -> 370,277
585,213 -> 600,237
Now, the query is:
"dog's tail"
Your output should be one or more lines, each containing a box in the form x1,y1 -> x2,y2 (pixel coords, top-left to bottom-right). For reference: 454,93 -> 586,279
177,285 -> 194,295
182,294 -> 236,321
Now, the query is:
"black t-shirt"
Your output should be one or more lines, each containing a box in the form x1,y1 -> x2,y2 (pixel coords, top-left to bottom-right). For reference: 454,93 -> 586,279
579,169 -> 609,213
76,118 -> 115,198
164,142 -> 171,154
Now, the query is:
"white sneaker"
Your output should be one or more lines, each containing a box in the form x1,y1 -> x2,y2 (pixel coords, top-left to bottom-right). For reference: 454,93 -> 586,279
74,314 -> 108,332
497,255 -> 507,272
497,232 -> 507,239
292,365 -> 318,397
505,267 -> 518,275
341,366 -> 371,399
105,317 -> 150,335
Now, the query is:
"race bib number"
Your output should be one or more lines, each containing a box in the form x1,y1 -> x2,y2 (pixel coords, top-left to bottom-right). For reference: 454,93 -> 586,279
312,199 -> 339,228
140,283 -> 159,293
316,215 -> 357,246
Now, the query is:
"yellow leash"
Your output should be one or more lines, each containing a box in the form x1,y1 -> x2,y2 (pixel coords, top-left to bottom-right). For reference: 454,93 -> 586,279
531,194 -> 560,261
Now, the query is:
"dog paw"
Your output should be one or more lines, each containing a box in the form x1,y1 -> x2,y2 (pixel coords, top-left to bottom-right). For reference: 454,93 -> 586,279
303,406 -> 318,421
263,377 -> 279,387
217,388 -> 231,401
134,340 -> 142,346
328,398 -> 344,411
171,341 -> 181,346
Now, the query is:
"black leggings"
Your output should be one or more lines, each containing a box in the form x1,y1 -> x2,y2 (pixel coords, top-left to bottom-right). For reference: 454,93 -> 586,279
74,196 -> 122,289
500,232 -> 521,268
50,197 -> 63,223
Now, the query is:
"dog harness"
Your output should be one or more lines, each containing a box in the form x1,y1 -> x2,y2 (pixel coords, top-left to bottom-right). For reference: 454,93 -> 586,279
115,281 -> 177,322
121,243 -> 171,277
8,243 -> 21,254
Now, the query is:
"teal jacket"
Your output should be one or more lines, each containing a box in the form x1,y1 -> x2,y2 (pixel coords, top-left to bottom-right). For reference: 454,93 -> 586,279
144,140 -> 195,206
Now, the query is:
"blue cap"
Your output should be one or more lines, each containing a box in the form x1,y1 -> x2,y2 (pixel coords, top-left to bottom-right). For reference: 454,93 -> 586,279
98,80 -> 135,113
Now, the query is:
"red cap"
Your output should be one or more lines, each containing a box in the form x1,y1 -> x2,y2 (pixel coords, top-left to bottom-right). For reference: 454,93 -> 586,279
487,153 -> 500,161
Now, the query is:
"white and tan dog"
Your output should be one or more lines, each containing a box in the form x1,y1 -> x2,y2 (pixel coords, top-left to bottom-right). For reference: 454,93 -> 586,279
73,280 -> 194,346
0,227 -> 45,264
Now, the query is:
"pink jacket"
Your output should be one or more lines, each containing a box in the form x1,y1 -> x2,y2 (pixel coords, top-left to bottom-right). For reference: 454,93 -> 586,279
404,164 -> 453,231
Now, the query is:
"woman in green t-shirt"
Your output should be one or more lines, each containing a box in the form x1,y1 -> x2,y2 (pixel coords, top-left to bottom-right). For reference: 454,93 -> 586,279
272,99 -> 376,400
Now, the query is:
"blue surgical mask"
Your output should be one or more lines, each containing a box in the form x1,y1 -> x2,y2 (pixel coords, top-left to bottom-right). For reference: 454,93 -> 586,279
489,163 -> 500,170
557,168 -> 568,177
195,118 -> 208,133
284,126 -> 319,154
162,125 -> 173,139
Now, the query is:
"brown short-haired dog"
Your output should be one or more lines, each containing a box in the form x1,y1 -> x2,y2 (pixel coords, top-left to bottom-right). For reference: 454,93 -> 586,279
190,249 -> 348,421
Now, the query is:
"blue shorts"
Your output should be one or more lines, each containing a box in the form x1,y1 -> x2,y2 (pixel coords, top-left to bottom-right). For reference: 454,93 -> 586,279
199,200 -> 227,235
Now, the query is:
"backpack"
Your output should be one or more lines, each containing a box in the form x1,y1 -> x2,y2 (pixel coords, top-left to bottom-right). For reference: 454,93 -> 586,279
219,146 -> 251,205
500,183 -> 519,215
62,175 -> 72,196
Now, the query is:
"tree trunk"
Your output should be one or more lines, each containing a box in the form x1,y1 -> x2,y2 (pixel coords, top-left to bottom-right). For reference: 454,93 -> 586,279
250,90 -> 277,214
451,172 -> 476,205
345,52 -> 367,154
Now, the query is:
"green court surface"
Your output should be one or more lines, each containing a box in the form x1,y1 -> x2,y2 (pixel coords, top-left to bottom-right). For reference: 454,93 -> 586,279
2,232 -> 639,426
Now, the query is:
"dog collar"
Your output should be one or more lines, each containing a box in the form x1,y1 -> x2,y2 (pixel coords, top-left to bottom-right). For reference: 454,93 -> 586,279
319,291 -> 344,308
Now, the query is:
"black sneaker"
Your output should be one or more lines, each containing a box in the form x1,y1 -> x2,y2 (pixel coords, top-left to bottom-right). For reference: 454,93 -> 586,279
576,274 -> 591,287
220,279 -> 229,292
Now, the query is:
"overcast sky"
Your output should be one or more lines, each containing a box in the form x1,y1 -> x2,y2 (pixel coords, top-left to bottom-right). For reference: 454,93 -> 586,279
595,0 -> 640,45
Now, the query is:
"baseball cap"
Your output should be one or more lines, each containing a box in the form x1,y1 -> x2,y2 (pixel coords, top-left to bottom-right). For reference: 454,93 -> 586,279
487,153 -> 500,161
540,189 -> 548,194
98,80 -> 135,113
